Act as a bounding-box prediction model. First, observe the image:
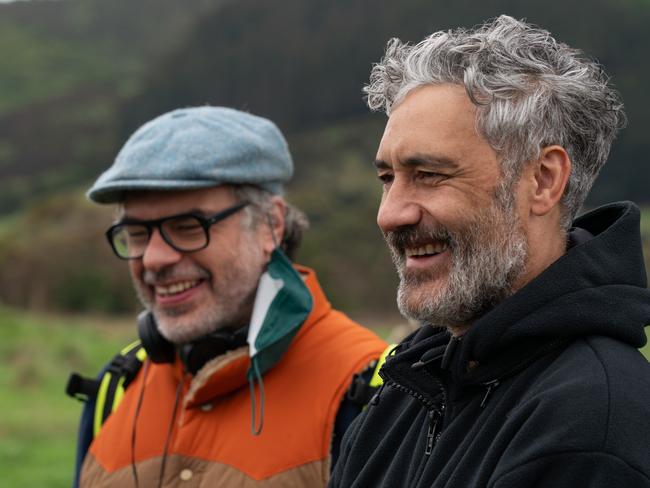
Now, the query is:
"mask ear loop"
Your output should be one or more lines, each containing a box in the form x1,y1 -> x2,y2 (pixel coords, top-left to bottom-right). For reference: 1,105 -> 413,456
245,212 -> 277,436
248,358 -> 265,435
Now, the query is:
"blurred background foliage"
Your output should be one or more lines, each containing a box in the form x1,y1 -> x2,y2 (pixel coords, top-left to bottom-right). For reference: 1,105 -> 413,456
1,0 -> 649,485
1,0 -> 649,322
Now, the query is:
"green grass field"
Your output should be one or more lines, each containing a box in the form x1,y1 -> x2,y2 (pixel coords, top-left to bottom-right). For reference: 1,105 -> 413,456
2,305 -> 649,487
0,306 -> 135,487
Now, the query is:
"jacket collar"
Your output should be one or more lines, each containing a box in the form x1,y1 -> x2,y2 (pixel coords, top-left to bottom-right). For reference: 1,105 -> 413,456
183,265 -> 331,408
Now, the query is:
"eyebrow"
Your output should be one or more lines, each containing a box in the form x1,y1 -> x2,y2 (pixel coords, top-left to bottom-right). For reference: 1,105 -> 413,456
373,154 -> 459,171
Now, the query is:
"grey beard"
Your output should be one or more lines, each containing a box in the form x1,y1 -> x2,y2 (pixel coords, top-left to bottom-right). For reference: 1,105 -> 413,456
386,196 -> 528,328
132,246 -> 262,344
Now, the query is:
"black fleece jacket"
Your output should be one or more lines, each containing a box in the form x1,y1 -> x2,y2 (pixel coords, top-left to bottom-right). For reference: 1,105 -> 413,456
330,202 -> 650,488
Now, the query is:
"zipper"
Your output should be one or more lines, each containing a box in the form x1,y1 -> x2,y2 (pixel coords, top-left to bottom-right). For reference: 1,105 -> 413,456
383,379 -> 439,410
369,382 -> 386,406
480,379 -> 500,408
414,401 -> 446,484
383,372 -> 447,456
424,408 -> 442,455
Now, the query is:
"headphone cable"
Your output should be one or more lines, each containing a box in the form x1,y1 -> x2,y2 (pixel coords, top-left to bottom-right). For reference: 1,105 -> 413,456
131,360 -> 151,488
157,379 -> 183,488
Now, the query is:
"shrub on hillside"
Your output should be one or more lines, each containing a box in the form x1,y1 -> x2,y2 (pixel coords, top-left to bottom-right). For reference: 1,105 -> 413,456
0,191 -> 137,313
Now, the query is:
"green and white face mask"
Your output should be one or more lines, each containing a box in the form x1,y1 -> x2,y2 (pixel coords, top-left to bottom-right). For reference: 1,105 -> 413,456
246,248 -> 313,434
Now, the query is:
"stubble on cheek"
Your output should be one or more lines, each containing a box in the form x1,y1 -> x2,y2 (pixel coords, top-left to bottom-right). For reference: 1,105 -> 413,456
387,197 -> 528,328
130,267 -> 154,311
128,262 -> 214,343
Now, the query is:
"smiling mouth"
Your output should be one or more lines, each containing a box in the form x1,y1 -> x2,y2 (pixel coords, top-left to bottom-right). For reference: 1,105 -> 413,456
405,242 -> 449,258
155,279 -> 202,297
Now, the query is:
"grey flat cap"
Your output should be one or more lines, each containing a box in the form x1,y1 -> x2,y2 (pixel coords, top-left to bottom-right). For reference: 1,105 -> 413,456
87,106 -> 293,203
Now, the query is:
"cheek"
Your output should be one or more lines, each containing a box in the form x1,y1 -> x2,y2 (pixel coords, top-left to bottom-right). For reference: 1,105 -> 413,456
432,184 -> 497,221
200,240 -> 248,275
241,227 -> 273,258
419,194 -> 463,223
201,255 -> 224,277
128,261 -> 143,281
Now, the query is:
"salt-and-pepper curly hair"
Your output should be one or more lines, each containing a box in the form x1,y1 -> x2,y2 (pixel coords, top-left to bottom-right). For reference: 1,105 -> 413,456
365,15 -> 626,229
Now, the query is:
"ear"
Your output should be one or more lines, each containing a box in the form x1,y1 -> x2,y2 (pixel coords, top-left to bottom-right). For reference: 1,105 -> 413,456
529,145 -> 571,217
263,196 -> 286,256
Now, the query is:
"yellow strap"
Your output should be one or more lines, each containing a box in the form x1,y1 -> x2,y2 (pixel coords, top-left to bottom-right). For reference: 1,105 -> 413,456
112,376 -> 127,411
93,372 -> 113,437
369,344 -> 397,388
93,342 -> 147,437
135,347 -> 147,362
114,340 -> 146,409
120,340 -> 142,356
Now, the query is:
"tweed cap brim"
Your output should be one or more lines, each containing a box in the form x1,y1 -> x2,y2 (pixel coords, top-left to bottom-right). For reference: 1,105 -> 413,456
87,106 -> 292,204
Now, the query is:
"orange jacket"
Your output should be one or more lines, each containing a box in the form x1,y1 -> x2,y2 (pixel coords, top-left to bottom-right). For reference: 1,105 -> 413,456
81,267 -> 386,487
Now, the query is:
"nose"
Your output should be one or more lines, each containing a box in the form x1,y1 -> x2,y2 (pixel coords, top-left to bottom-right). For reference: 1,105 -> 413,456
141,228 -> 183,272
377,178 -> 422,233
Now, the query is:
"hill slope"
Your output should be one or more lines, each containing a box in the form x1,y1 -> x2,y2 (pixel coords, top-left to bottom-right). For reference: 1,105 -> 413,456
1,0 -> 649,216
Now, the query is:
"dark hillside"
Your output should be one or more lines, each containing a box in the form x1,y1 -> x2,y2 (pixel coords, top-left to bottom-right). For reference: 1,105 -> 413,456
0,0 -> 222,114
1,0 -> 649,216
0,0 -> 648,317
0,0 -> 225,213
123,0 -> 650,205
0,0 -> 219,60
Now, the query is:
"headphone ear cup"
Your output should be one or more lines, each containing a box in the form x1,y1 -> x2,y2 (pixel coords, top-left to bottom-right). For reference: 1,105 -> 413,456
137,311 -> 175,364
178,333 -> 232,376
178,327 -> 249,375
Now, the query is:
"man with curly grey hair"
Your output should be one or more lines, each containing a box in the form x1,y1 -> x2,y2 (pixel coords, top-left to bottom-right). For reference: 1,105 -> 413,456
330,15 -> 650,487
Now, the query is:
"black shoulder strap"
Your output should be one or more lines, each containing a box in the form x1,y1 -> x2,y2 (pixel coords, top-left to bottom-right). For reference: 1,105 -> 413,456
66,373 -> 100,402
346,344 -> 396,407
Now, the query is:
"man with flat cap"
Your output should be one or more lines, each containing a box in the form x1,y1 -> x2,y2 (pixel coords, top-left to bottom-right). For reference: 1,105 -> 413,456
68,106 -> 386,488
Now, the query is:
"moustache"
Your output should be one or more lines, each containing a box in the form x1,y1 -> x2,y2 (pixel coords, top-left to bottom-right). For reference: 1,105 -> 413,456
143,265 -> 210,286
383,225 -> 453,255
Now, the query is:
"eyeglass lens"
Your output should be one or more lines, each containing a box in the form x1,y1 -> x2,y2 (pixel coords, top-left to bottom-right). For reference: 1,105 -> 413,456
111,215 -> 208,258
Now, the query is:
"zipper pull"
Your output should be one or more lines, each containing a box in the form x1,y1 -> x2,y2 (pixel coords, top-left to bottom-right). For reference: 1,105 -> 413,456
370,382 -> 386,406
480,379 -> 500,408
425,410 -> 441,455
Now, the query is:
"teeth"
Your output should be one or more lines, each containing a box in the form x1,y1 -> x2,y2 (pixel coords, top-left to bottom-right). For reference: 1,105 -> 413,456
433,242 -> 447,253
156,280 -> 199,296
405,243 -> 448,257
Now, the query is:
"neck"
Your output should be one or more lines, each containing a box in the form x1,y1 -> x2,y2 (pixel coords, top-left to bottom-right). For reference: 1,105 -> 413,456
515,223 -> 567,294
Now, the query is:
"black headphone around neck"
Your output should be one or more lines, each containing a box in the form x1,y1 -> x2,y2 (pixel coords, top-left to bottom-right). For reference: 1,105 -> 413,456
137,311 -> 249,375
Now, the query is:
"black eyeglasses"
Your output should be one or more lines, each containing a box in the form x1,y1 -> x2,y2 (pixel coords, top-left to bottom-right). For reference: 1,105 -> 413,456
106,201 -> 250,260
